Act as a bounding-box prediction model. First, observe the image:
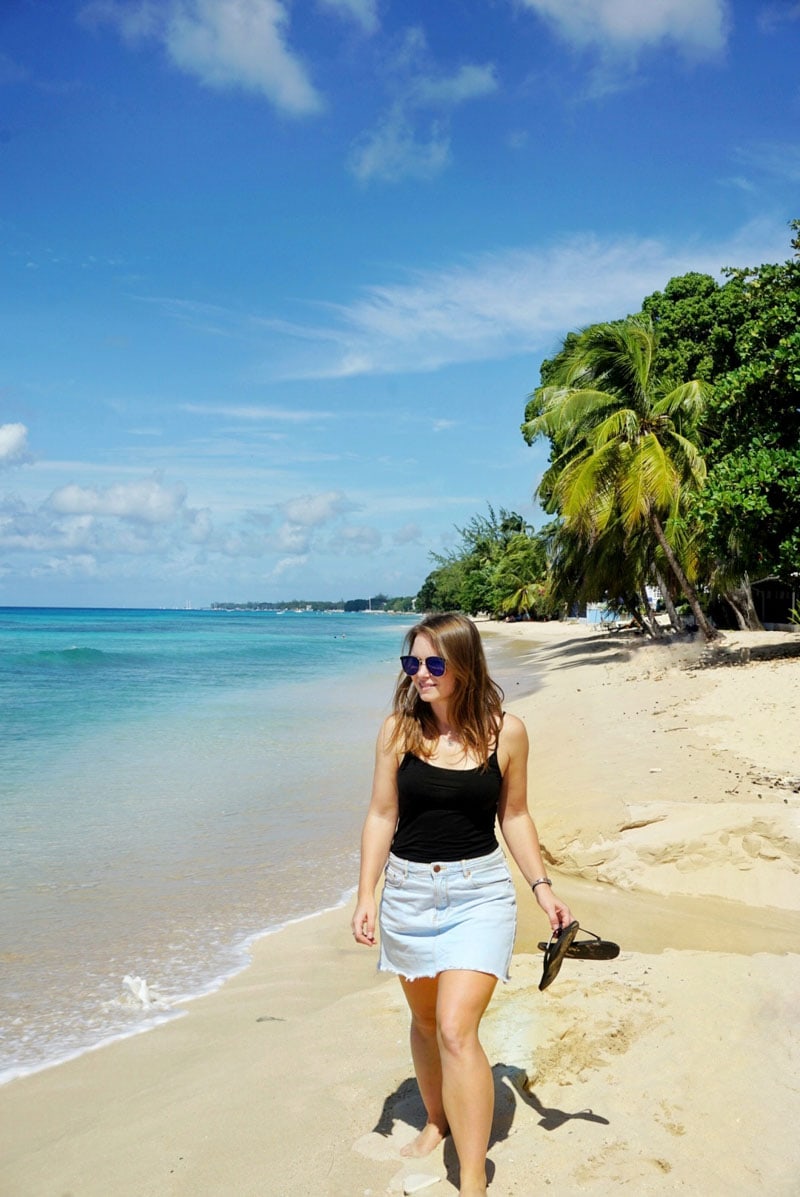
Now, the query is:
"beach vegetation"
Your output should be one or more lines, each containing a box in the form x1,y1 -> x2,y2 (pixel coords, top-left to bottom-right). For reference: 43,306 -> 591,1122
638,223 -> 800,626
522,315 -> 719,641
515,220 -> 800,636
416,505 -> 558,619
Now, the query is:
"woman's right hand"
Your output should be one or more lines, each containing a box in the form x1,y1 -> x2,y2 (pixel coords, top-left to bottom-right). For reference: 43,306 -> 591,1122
351,896 -> 377,946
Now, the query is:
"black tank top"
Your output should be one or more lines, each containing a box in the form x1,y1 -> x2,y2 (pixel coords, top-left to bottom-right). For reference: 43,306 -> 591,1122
390,750 -> 502,863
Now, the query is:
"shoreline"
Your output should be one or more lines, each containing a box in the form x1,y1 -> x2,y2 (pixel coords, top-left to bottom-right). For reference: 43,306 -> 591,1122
0,623 -> 537,1091
2,619 -> 799,1195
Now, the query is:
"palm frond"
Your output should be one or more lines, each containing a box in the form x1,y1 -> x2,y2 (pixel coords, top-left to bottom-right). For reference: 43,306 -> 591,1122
556,441 -> 622,534
653,379 -> 713,429
662,429 -> 708,489
590,407 -> 641,447
619,434 -> 678,530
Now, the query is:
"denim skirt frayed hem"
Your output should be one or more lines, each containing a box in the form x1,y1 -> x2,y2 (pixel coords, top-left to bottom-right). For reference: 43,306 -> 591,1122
377,845 -> 517,983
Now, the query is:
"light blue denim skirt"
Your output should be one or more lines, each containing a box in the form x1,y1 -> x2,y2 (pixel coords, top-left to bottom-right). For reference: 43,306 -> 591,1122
378,845 -> 517,982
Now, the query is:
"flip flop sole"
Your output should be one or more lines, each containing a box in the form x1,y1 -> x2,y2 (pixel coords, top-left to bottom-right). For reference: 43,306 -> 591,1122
539,920 -> 580,991
537,938 -> 620,960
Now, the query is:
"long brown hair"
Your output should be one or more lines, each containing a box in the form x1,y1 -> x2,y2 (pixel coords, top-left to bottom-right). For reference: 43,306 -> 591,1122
389,612 -> 504,765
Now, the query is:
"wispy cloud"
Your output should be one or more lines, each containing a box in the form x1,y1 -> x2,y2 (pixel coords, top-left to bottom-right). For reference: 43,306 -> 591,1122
516,0 -> 729,59
515,0 -> 729,98
735,141 -> 800,184
180,403 -> 334,422
79,0 -> 323,115
409,63 -> 498,107
266,219 -> 791,379
280,491 -> 355,526
326,523 -> 382,554
349,27 -> 497,183
350,109 -> 451,183
317,0 -> 379,34
392,522 -> 422,546
758,2 -> 800,33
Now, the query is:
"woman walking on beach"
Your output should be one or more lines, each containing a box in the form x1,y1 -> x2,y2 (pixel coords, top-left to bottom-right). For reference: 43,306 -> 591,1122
352,612 -> 573,1197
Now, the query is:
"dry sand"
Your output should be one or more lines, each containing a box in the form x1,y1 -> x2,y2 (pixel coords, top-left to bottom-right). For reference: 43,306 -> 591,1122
1,622 -> 799,1196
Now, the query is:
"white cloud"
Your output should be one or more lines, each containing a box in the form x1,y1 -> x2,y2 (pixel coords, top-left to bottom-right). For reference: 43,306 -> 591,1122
735,142 -> 800,184
328,524 -> 382,554
271,553 -> 309,577
410,64 -> 497,108
349,108 -> 450,183
0,423 -> 32,468
280,490 -> 354,526
349,26 -> 497,183
181,402 -> 333,422
48,477 -> 187,524
268,218 -> 792,378
517,0 -> 729,58
80,0 -> 322,115
79,0 -> 161,40
317,0 -> 378,34
273,522 -> 311,554
31,554 -> 100,580
392,522 -> 422,546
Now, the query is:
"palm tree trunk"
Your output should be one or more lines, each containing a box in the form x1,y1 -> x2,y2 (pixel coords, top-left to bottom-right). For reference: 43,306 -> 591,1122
649,513 -> 719,641
654,566 -> 682,632
639,586 -> 661,637
723,574 -> 764,631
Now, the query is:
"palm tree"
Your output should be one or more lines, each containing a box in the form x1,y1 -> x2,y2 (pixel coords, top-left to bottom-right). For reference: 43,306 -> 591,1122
501,581 -> 542,619
523,316 -> 719,641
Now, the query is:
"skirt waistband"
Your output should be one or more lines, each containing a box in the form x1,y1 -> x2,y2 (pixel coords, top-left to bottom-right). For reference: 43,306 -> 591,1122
386,845 -> 506,878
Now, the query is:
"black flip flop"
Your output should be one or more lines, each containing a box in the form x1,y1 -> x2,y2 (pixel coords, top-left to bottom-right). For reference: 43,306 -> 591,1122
538,920 -> 580,991
537,928 -> 620,960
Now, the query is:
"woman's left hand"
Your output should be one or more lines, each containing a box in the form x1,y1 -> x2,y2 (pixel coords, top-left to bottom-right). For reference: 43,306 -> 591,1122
535,886 -> 573,934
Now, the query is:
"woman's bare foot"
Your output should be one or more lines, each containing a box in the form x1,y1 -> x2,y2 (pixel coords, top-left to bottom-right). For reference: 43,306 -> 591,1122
399,1122 -> 448,1158
458,1185 -> 487,1197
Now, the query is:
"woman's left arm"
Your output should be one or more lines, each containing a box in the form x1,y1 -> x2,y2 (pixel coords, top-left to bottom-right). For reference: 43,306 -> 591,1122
497,713 -> 573,933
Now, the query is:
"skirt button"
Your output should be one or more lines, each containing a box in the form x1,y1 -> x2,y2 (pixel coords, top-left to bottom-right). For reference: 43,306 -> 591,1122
432,864 -> 442,872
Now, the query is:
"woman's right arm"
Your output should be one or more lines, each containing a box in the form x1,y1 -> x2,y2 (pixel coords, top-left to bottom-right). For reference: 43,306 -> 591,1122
351,717 -> 400,947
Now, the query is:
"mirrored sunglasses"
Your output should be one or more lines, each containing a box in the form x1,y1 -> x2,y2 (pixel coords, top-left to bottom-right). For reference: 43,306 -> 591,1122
400,655 -> 447,678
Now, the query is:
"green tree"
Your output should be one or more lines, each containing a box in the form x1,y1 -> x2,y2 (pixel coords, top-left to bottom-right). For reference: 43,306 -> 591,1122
416,560 -> 467,613
492,531 -> 550,617
698,221 -> 800,595
641,271 -> 746,383
414,506 -> 552,617
631,224 -> 800,625
523,315 -> 719,640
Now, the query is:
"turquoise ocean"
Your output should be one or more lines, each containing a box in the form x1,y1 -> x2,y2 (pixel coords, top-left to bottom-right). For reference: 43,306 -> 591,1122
0,607 -> 530,1085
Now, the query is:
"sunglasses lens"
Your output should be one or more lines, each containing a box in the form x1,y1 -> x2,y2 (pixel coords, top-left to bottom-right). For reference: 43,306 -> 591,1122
400,656 -> 447,677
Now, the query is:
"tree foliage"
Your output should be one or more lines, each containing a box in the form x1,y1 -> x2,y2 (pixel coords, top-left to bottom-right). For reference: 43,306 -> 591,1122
518,220 -> 800,632
415,505 -> 558,619
523,315 -> 717,639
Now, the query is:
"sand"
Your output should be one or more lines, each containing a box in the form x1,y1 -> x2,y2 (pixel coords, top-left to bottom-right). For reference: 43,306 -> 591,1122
1,621 -> 799,1196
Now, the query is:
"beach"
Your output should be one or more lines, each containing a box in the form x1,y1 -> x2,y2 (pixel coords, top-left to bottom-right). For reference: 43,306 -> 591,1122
2,620 -> 799,1195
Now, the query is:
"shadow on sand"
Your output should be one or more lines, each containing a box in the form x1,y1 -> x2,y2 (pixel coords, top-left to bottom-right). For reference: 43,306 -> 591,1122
524,626 -> 703,673
371,1062 -> 609,1189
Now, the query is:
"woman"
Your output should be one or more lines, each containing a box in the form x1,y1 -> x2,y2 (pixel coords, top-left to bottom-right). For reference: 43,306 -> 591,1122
352,612 -> 573,1197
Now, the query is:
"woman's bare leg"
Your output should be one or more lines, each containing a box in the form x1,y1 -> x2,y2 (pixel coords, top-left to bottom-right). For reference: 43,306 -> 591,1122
398,975 -> 449,1157
435,970 -> 498,1197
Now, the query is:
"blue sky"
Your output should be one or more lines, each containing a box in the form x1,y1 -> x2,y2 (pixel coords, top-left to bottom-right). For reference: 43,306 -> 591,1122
1,0 -> 798,607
